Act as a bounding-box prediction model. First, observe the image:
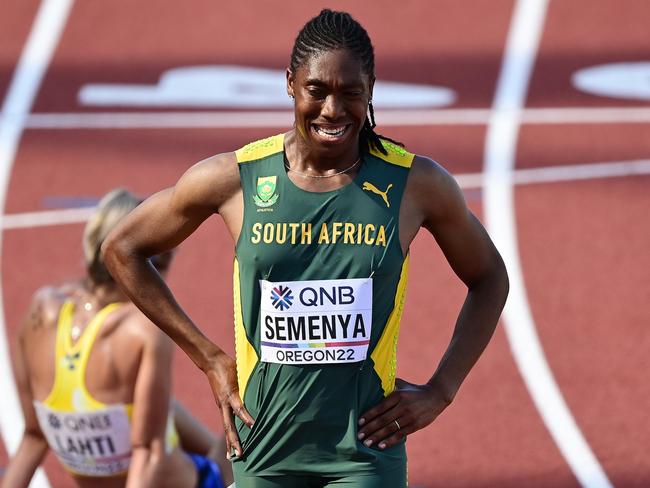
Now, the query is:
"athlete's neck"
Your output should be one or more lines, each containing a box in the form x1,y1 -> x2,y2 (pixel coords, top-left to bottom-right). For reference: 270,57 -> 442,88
82,278 -> 127,308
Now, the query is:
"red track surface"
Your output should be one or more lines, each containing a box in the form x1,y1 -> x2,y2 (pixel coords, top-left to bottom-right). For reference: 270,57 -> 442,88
1,1 -> 649,487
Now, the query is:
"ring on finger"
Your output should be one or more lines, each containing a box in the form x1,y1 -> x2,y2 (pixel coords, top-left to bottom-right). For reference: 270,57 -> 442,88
394,419 -> 401,430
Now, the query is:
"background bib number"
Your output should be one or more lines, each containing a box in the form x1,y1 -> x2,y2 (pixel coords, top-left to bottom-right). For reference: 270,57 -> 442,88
34,402 -> 132,476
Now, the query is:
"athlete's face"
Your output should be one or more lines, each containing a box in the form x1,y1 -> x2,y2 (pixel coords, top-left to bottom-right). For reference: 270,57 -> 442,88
287,48 -> 374,160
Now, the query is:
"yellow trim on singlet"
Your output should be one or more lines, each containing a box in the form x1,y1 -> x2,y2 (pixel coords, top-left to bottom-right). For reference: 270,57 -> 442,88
42,299 -> 179,451
234,133 -> 414,169
369,139 -> 415,168
233,258 -> 259,396
43,300 -> 127,412
235,133 -> 285,163
371,255 -> 410,396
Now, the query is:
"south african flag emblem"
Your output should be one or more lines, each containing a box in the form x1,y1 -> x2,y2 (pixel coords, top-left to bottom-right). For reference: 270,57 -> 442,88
254,176 -> 279,208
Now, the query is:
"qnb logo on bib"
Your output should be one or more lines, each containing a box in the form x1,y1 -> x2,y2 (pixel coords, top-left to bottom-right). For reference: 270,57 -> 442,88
259,278 -> 372,364
271,285 -> 294,310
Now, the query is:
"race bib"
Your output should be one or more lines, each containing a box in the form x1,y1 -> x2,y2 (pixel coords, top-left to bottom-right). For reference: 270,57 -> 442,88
259,278 -> 373,364
34,402 -> 131,476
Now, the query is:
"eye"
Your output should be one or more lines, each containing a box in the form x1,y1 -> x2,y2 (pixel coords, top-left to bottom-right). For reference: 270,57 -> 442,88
306,87 -> 326,99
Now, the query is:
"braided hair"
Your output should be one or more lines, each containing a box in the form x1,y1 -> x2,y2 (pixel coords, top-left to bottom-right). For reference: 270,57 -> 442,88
290,9 -> 402,155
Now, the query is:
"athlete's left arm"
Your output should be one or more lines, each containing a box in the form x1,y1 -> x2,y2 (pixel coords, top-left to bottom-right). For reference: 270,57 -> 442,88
357,156 -> 509,450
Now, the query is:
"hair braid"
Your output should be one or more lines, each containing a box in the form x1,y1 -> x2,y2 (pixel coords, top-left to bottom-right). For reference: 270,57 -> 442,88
290,9 -> 404,155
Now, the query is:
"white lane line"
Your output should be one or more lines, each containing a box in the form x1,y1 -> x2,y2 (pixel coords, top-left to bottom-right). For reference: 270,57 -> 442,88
20,106 -> 650,129
454,158 -> 650,189
520,106 -> 650,124
483,1 -> 613,487
0,0 -> 74,486
3,159 -> 649,231
2,207 -> 95,229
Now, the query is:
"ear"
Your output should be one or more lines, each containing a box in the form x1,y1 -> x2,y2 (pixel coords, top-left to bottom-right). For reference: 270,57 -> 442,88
286,68 -> 295,98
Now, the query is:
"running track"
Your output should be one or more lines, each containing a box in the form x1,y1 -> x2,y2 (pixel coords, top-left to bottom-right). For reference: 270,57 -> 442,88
1,1 -> 649,487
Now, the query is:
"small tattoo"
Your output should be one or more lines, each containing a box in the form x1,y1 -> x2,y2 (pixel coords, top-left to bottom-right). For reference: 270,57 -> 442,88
30,308 -> 43,331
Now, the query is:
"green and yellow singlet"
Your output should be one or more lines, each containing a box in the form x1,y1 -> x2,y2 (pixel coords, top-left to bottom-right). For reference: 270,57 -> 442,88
33,300 -> 179,477
233,133 -> 413,477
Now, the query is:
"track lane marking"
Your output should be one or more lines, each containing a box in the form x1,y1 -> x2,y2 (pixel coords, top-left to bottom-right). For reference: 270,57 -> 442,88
21,106 -> 650,128
454,159 -> 650,189
0,0 -> 74,486
4,159 -> 649,230
483,1 -> 613,487
3,207 -> 95,229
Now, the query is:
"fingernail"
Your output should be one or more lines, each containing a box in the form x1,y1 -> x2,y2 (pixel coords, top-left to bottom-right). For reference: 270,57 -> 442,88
358,418 -> 366,426
379,443 -> 386,449
358,432 -> 365,440
364,439 -> 373,447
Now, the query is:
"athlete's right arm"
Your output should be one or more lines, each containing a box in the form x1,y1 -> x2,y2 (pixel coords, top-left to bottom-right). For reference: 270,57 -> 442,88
1,294 -> 50,488
102,153 -> 254,457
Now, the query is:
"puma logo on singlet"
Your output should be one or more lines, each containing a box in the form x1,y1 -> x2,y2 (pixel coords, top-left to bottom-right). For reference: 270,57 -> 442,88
362,182 -> 393,208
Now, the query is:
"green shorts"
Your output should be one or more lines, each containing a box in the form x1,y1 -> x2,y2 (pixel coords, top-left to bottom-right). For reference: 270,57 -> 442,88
233,466 -> 407,488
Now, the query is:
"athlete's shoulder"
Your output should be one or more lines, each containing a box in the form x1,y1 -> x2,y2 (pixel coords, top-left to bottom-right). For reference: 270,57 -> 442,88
99,304 -> 172,386
18,283 -> 72,339
235,133 -> 285,163
407,155 -> 461,199
368,138 -> 415,168
189,151 -> 238,176
114,304 -> 173,349
410,155 -> 455,184
406,155 -> 468,225
173,151 -> 240,213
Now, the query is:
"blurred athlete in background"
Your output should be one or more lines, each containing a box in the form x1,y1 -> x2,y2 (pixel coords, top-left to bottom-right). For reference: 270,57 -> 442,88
3,189 -> 233,488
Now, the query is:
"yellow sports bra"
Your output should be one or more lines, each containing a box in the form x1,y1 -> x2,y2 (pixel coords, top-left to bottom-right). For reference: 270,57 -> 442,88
33,300 -> 179,477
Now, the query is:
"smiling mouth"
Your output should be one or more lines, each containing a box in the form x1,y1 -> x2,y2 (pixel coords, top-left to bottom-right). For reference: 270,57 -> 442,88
312,124 -> 350,140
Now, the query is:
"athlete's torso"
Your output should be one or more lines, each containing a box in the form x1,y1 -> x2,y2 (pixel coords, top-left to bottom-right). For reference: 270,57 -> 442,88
233,134 -> 412,476
29,294 -> 179,480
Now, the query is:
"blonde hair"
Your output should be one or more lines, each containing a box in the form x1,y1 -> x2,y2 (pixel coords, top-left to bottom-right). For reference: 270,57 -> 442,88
83,188 -> 140,283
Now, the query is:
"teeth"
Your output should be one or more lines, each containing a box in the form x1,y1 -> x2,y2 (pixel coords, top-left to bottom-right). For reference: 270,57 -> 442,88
316,126 -> 346,136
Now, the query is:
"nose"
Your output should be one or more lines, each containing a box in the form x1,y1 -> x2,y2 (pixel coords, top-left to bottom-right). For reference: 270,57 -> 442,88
320,94 -> 344,120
